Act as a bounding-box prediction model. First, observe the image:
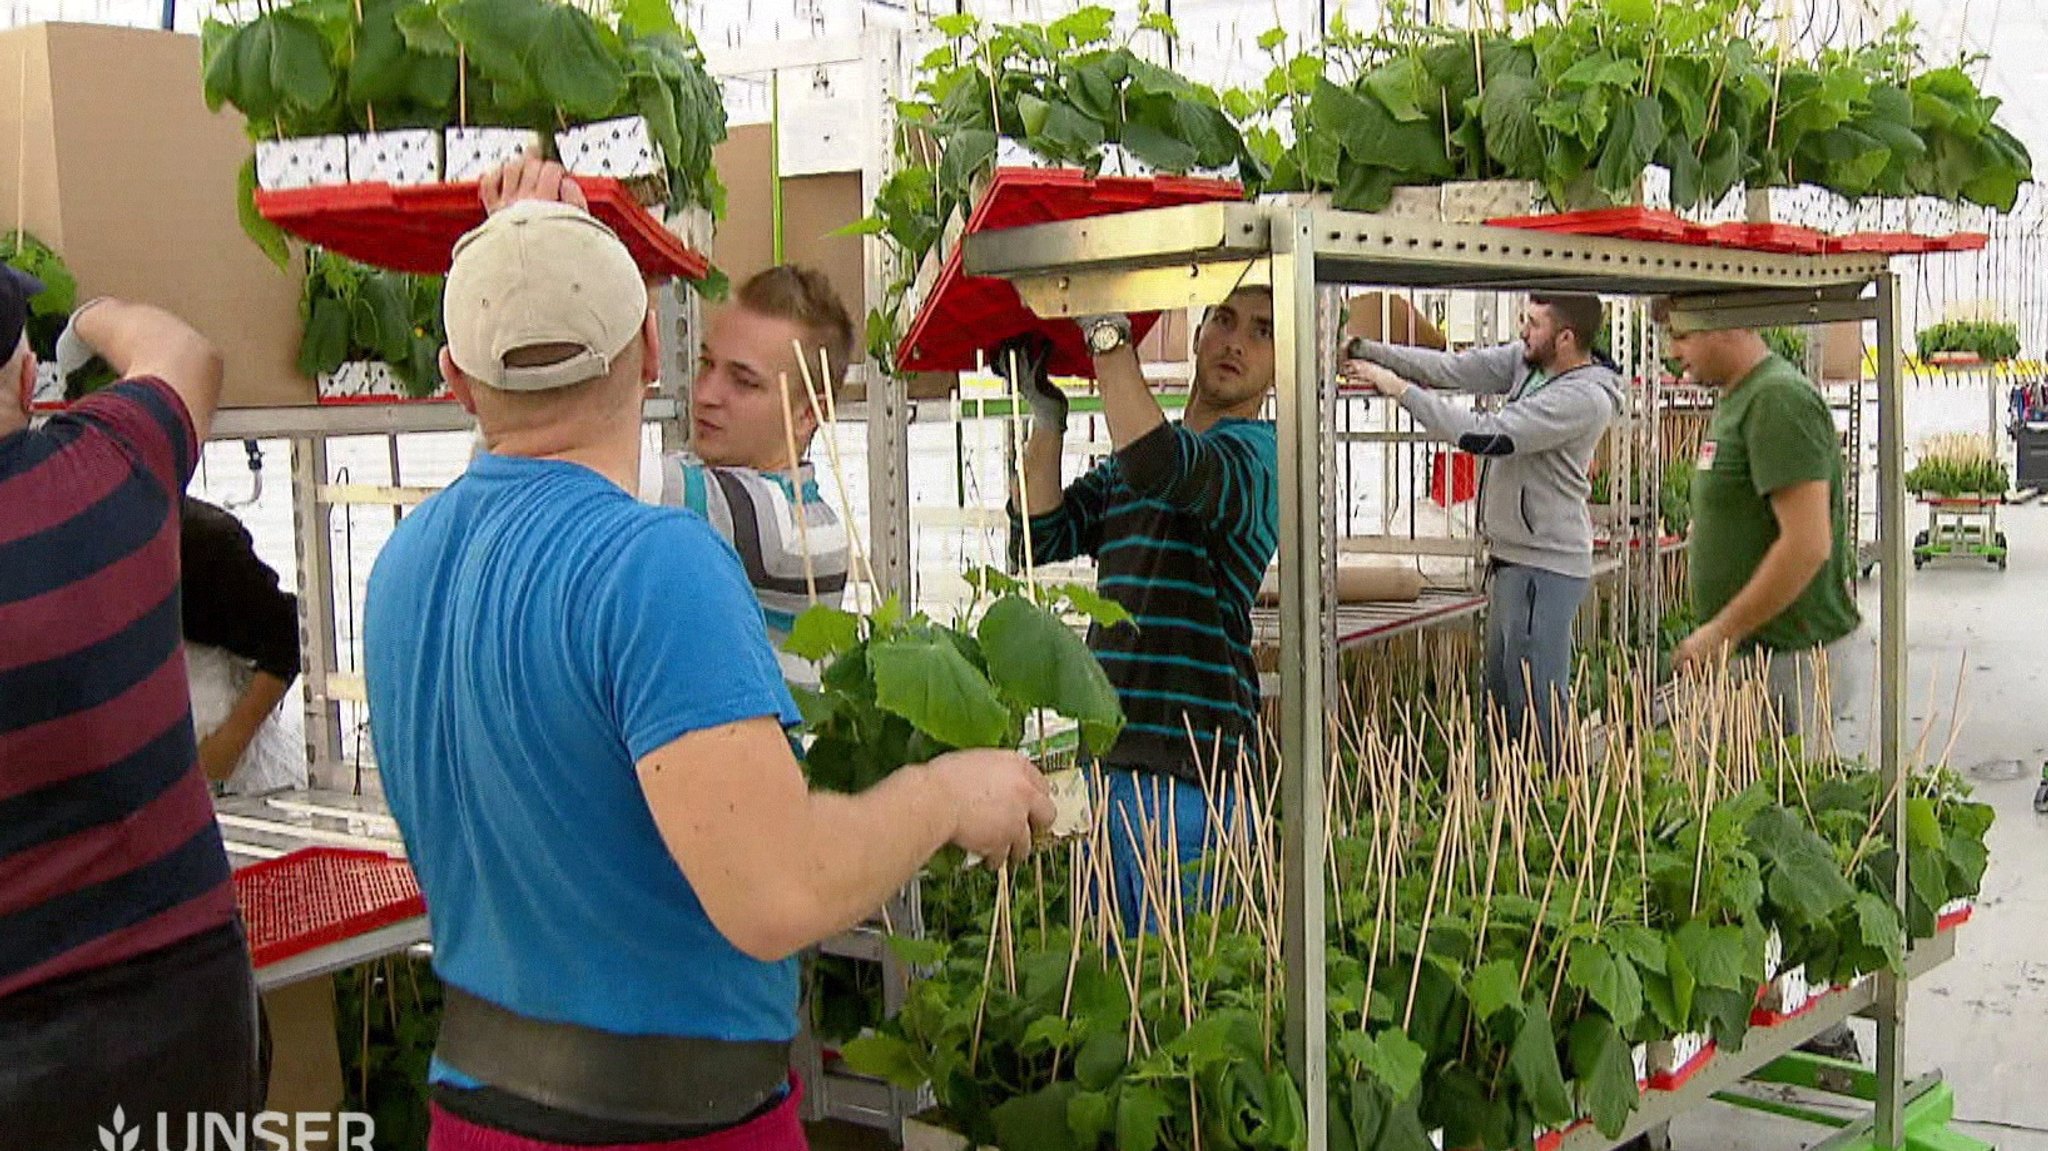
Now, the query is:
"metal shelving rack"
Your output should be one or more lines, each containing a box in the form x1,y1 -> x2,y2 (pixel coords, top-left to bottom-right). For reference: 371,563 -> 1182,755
964,202 -> 1922,1151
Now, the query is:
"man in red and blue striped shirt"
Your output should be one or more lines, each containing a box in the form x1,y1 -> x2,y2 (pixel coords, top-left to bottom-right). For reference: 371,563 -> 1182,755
0,272 -> 260,1147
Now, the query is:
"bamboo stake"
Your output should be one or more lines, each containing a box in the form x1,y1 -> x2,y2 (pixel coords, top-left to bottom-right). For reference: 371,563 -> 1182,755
775,373 -> 820,603
793,343 -> 876,605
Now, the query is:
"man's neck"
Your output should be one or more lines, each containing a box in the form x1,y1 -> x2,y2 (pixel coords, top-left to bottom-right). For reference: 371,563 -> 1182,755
1539,350 -> 1594,377
1184,388 -> 1266,433
487,427 -> 642,494
1716,344 -> 1772,391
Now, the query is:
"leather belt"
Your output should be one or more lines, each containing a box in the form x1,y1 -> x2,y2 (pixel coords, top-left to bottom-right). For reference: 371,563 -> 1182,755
435,985 -> 791,1128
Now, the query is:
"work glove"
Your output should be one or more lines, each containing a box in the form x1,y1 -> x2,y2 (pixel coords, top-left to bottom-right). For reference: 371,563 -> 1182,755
991,331 -> 1066,434
53,300 -> 106,379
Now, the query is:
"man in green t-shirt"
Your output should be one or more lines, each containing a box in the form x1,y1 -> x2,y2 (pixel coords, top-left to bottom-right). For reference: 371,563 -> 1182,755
1655,302 -> 1866,748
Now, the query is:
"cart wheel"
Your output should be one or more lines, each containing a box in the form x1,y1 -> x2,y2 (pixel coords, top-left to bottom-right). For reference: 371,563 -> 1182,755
1914,555 -> 1926,569
1997,532 -> 2009,548
1998,555 -> 2009,571
1915,530 -> 1930,548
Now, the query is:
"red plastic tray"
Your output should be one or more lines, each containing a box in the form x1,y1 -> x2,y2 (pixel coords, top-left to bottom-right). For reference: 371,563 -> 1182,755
1702,222 -> 1829,254
255,179 -> 709,281
1924,232 -> 1989,253
1485,207 -> 1697,243
896,168 -> 1245,377
234,847 -> 425,968
1828,232 -> 1935,255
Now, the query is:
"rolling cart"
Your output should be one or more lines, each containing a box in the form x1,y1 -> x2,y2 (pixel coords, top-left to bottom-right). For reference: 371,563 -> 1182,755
1912,495 -> 2007,569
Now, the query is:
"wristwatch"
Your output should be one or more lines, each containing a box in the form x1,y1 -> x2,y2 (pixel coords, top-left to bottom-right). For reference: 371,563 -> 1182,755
1081,314 -> 1133,356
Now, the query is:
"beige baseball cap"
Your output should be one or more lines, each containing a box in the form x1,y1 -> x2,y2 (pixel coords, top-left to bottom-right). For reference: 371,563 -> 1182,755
444,200 -> 649,391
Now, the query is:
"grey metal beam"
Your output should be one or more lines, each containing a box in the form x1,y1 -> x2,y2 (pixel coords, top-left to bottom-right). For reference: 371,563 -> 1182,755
1272,209 -> 1328,1151
964,202 -> 1273,276
1873,271 -> 1910,1148
1664,299 -> 1879,332
1554,933 -> 1953,1151
208,398 -> 683,441
290,436 -> 344,787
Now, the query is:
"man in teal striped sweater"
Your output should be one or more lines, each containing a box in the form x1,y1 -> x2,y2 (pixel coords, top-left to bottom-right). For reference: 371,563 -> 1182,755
1008,287 -> 1279,934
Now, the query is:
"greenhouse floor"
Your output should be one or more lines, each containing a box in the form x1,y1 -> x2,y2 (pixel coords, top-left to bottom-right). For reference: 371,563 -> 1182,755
804,501 -> 2048,1151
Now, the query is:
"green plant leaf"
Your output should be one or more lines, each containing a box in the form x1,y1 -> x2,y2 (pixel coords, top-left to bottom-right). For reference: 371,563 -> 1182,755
785,605 -> 863,662
1075,1029 -> 1127,1091
1558,53 -> 1639,89
868,633 -> 1013,749
1120,119 -> 1199,172
1481,72 -> 1546,177
394,3 -> 459,55
993,1083 -> 1082,1151
1853,891 -> 1904,970
1594,95 -> 1662,196
1069,1091 -> 1116,1145
1567,939 -> 1643,1032
616,0 -> 681,38
1568,1014 -> 1639,1137
939,127 -> 998,194
976,596 -> 1123,749
840,1034 -> 925,1088
534,6 -> 630,119
236,156 -> 292,269
1748,805 -> 1857,926
1673,920 -> 1748,990
1363,58 -> 1428,124
266,14 -> 339,113
1354,1029 -> 1427,1102
297,294 -> 352,379
1117,1084 -> 1174,1151
1466,959 -> 1522,1021
1509,999 -> 1575,1127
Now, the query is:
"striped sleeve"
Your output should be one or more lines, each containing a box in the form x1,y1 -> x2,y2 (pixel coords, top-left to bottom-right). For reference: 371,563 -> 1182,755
65,378 -> 198,496
1010,459 -> 1114,567
1116,421 -> 1278,541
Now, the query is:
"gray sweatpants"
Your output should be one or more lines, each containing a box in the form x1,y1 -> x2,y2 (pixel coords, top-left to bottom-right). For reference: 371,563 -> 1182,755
1746,627 -> 1876,762
1485,561 -> 1590,755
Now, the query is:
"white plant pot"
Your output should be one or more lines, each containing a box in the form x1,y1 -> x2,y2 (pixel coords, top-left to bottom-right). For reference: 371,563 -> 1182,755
1761,964 -> 1810,1016
347,130 -> 443,187
903,1113 -> 976,1151
445,126 -> 544,183
1647,1032 -> 1710,1079
1764,926 -> 1784,979
318,361 -> 401,402
1385,180 -> 1544,223
32,361 -> 63,405
255,135 -> 349,191
1632,1042 -> 1649,1086
1909,196 -> 1962,236
1747,185 -> 1853,234
558,115 -> 663,182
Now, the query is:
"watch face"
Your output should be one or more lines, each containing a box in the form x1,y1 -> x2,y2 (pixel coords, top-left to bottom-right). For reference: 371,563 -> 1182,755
1089,322 -> 1122,354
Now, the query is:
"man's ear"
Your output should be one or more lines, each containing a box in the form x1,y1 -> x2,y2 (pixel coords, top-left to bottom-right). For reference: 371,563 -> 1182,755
443,349 -> 478,415
639,308 -> 661,386
15,349 -> 36,416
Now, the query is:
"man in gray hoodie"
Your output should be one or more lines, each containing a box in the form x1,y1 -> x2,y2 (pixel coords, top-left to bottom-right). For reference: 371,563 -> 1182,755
1343,293 -> 1623,754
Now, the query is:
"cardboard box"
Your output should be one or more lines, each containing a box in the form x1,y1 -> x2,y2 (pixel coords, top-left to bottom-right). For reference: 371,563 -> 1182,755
1347,290 -> 1447,349
0,23 -> 315,407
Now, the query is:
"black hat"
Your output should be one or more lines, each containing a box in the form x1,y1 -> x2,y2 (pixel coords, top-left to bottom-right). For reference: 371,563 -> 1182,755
0,263 -> 46,359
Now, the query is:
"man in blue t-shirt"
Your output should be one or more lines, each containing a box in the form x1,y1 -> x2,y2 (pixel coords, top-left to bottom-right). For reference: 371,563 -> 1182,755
363,157 -> 1054,1149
